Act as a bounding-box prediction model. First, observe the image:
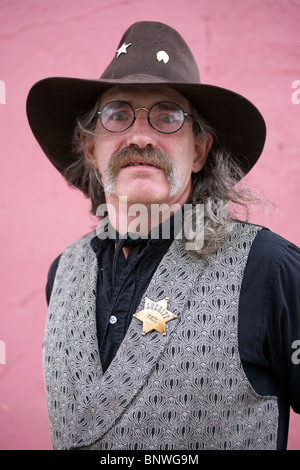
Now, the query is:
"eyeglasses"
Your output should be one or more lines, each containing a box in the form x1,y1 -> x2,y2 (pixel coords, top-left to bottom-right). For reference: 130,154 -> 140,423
97,101 -> 194,134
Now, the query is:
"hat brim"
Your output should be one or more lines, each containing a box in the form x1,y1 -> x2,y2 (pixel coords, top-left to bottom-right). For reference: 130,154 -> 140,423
26,76 -> 266,182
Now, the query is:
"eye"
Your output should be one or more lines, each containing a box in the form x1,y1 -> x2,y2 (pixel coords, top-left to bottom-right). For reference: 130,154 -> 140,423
159,112 -> 177,124
100,101 -> 133,128
150,103 -> 184,127
108,110 -> 131,122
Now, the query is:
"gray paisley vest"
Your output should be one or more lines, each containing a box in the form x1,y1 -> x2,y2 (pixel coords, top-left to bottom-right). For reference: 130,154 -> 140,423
43,222 -> 278,450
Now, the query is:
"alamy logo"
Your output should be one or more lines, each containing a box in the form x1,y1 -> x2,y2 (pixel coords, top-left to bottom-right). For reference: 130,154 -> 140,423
0,339 -> 6,365
96,198 -> 205,251
291,340 -> 300,365
291,80 -> 300,104
0,80 -> 6,104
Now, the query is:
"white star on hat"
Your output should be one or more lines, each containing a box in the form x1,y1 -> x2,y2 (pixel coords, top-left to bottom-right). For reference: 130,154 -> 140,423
116,42 -> 132,58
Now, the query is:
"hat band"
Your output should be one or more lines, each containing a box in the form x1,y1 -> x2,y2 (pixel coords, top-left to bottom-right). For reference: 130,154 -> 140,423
99,73 -> 200,85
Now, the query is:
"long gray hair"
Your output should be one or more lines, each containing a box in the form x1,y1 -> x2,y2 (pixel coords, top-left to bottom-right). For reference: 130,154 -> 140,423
64,97 -> 258,256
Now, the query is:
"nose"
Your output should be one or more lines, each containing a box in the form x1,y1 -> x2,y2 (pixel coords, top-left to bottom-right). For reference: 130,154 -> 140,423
125,108 -> 157,149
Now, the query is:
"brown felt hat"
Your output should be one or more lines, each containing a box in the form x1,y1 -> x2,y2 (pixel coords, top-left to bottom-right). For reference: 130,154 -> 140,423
26,21 -> 266,183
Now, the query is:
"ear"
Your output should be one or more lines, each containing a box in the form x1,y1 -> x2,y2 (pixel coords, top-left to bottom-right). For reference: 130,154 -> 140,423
192,132 -> 213,173
82,134 -> 96,168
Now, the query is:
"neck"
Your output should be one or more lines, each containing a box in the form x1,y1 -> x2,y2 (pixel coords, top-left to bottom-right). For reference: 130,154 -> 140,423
104,190 -> 190,238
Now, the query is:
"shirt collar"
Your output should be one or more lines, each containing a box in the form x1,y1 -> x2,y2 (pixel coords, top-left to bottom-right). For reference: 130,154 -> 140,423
90,208 -> 183,254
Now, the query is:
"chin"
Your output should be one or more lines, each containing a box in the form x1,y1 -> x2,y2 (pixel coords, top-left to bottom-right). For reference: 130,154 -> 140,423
125,193 -> 169,206
118,185 -> 171,205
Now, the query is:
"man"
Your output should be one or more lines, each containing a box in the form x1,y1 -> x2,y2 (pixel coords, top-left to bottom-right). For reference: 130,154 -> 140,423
26,21 -> 300,450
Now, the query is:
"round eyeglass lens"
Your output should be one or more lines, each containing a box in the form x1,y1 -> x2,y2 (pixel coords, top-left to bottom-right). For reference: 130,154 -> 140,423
100,101 -> 134,132
149,102 -> 185,133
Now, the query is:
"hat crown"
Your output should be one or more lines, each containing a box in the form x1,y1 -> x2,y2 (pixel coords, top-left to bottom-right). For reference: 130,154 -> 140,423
100,21 -> 201,84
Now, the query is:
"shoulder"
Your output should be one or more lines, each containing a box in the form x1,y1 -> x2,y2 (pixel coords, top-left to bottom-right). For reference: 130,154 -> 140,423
63,230 -> 97,253
235,220 -> 300,263
50,231 -> 97,275
248,224 -> 300,274
45,231 -> 96,304
237,222 -> 298,297
253,224 -> 299,251
237,221 -> 300,300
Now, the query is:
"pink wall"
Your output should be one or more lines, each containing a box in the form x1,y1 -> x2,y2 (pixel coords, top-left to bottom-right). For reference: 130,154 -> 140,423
0,0 -> 299,450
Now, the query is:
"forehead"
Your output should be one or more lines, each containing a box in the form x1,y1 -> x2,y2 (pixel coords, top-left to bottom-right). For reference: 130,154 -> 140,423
99,85 -> 192,110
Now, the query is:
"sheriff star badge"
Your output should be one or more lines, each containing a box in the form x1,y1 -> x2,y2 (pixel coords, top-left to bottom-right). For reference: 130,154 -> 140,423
133,296 -> 177,336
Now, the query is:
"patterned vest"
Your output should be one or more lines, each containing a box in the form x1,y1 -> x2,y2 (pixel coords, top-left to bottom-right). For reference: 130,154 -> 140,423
43,222 -> 278,450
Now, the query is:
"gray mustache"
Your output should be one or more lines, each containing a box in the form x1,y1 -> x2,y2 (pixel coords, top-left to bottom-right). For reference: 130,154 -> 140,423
106,147 -> 175,177
102,146 -> 181,197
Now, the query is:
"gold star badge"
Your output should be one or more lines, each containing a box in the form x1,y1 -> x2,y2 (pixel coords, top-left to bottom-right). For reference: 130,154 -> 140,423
133,296 -> 177,336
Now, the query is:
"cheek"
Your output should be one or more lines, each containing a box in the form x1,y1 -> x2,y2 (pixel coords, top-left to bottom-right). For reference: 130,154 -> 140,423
173,146 -> 197,178
164,130 -> 197,166
92,139 -> 116,173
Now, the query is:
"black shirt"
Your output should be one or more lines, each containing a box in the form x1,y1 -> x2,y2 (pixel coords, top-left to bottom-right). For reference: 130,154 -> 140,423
45,224 -> 300,449
91,234 -> 173,372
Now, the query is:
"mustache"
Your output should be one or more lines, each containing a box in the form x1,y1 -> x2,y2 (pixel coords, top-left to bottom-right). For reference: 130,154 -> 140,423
101,146 -> 181,197
105,146 -> 176,178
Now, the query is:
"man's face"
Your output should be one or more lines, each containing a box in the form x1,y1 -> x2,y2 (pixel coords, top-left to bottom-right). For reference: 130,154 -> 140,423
87,85 -> 211,208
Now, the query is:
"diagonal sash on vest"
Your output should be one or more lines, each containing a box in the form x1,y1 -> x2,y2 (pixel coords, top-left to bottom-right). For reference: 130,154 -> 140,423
43,221 -> 278,450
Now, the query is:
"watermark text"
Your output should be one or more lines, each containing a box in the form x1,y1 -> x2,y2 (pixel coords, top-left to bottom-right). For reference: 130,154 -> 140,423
291,340 -> 300,365
98,452 -> 199,466
0,339 -> 6,365
96,198 -> 204,251
291,80 -> 300,104
0,80 -> 6,104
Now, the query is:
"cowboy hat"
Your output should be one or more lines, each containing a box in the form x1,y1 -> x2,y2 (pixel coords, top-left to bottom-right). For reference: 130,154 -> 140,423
26,21 -> 266,183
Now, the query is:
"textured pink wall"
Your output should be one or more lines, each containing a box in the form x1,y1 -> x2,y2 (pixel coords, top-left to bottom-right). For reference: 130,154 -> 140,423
0,0 -> 299,450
